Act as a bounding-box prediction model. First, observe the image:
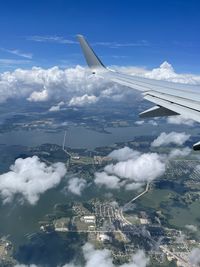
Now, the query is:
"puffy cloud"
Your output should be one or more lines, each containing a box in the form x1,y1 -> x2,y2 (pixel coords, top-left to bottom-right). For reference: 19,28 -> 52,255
105,153 -> 165,183
95,141 -> 192,192
144,61 -> 176,81
0,156 -> 66,205
168,147 -> 191,159
189,248 -> 200,266
125,182 -> 143,191
135,120 -> 144,125
108,147 -> 140,161
95,147 -> 165,191
167,115 -> 195,126
49,105 -> 61,112
143,61 -> 200,84
151,132 -> 190,147
120,250 -> 149,267
1,61 -> 200,107
68,94 -> 98,107
49,101 -> 65,112
67,177 -> 86,195
27,89 -> 49,102
94,172 -> 121,189
0,66 -> 104,103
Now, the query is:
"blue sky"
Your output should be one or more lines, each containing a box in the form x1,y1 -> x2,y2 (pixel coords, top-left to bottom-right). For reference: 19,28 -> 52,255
0,0 -> 200,72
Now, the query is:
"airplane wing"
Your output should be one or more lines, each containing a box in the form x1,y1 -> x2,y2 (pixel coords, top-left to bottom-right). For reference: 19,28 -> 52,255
77,35 -> 200,150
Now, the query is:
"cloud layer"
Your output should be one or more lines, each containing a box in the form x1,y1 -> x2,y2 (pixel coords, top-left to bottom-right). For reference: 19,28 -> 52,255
0,156 -> 66,205
1,61 -> 200,109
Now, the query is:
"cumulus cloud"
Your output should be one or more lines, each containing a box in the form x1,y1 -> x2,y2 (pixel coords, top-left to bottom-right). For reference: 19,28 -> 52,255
49,101 -> 65,112
95,139 -> 193,192
151,132 -> 190,147
68,94 -> 98,107
125,182 -> 143,191
27,89 -> 49,102
49,105 -> 60,112
0,66 -> 107,103
0,61 -> 200,107
95,147 -> 165,191
0,156 -> 66,205
108,147 -> 141,161
167,115 -> 195,126
189,248 -> 200,266
135,120 -> 144,125
94,172 -> 121,189
67,177 -> 86,195
168,147 -> 191,159
105,153 -> 165,183
143,61 -> 200,84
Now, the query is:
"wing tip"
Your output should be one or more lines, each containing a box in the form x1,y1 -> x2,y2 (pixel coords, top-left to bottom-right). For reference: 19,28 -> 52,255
76,34 -> 106,69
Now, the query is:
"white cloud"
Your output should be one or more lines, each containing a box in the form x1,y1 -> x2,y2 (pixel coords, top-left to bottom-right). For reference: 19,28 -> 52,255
105,153 -> 165,183
144,61 -> 176,80
49,101 -> 65,111
95,147 -> 165,191
189,248 -> 200,266
135,120 -> 144,125
125,182 -> 143,191
94,172 -> 121,189
143,61 -> 200,84
1,48 -> 33,59
108,147 -> 141,161
120,250 -> 149,267
0,156 -> 66,205
167,115 -> 195,126
68,177 -> 86,195
168,147 -> 191,159
28,89 -> 49,102
151,132 -> 190,147
0,62 -> 200,108
28,35 -> 77,44
69,94 -> 98,107
93,40 -> 149,48
49,105 -> 61,112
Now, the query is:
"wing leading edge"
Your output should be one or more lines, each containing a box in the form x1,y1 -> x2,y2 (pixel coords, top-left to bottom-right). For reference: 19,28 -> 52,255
77,35 -> 200,150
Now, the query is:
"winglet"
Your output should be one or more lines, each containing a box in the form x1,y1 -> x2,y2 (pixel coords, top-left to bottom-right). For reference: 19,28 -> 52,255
77,35 -> 106,70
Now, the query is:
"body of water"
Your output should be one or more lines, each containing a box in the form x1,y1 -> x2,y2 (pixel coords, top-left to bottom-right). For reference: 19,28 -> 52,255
0,123 -> 195,149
